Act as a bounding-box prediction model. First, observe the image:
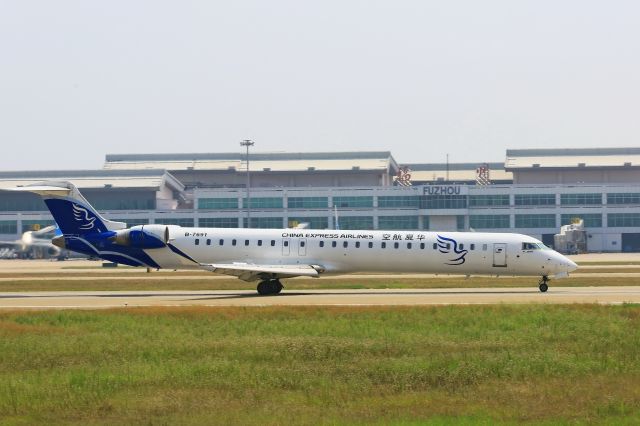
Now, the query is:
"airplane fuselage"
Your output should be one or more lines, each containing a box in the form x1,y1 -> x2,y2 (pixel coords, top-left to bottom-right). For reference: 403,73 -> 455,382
67,225 -> 576,278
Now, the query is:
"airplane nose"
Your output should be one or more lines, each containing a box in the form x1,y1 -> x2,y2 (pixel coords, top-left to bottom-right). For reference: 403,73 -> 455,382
558,254 -> 578,272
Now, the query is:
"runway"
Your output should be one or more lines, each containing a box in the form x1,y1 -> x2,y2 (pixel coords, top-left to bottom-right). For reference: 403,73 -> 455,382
1,286 -> 640,309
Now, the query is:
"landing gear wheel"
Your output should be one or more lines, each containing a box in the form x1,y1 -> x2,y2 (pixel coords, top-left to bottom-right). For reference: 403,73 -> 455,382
257,279 -> 283,295
538,276 -> 549,293
257,281 -> 270,295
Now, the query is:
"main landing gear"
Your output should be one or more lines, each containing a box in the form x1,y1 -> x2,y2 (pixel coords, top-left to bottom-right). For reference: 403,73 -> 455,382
538,276 -> 549,293
257,279 -> 283,296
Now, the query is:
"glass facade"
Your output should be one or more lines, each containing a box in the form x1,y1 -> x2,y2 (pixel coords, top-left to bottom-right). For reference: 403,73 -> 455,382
154,218 -> 195,227
0,195 -> 46,212
288,217 -> 329,229
607,193 -> 640,204
423,195 -> 467,209
560,193 -> 602,205
456,215 -> 466,230
198,198 -> 239,209
514,194 -> 556,206
243,217 -> 283,228
378,196 -> 420,208
89,198 -> 155,211
333,196 -> 373,208
339,216 -> 374,230
468,194 -> 510,207
469,215 -> 510,229
198,218 -> 239,228
515,214 -> 556,228
378,216 -> 419,230
21,219 -> 55,232
0,221 -> 17,234
288,197 -> 328,209
243,197 -> 283,209
608,213 -> 640,228
560,214 -> 602,228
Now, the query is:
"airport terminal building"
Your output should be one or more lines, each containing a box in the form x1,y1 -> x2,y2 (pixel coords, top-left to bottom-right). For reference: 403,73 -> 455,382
2,148 -> 640,252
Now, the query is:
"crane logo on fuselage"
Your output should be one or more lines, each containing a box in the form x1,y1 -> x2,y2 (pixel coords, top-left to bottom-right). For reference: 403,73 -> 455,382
436,235 -> 468,265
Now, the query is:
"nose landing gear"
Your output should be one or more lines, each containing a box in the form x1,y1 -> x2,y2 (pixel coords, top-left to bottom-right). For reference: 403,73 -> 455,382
538,276 -> 549,293
257,279 -> 283,295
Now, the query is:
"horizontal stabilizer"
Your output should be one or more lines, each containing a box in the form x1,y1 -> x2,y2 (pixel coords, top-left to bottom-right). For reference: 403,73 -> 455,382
6,185 -> 72,197
3,181 -> 126,233
199,263 -> 324,282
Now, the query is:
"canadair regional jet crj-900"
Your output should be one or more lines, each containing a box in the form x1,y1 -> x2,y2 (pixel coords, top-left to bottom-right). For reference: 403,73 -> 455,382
9,182 -> 578,295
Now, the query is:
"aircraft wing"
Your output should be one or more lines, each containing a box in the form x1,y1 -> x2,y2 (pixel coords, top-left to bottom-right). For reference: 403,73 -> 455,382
199,263 -> 325,282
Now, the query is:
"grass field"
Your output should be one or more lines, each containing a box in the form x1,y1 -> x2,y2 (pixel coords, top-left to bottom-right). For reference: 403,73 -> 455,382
0,274 -> 640,292
1,305 -> 640,424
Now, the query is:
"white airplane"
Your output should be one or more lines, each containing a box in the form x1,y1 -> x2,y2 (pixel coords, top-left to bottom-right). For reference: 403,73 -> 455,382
7,181 -> 578,294
0,225 -> 62,259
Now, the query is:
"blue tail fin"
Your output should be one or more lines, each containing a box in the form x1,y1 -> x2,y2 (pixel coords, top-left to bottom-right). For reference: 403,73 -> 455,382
8,181 -> 126,236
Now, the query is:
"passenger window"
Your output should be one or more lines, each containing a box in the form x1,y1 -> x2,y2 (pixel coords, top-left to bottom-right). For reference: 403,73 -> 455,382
320,241 -> 325,248
420,243 -> 425,249
232,239 -> 237,246
258,240 -> 262,246
407,243 -> 412,249
433,243 -> 437,250
381,242 -> 386,249
343,241 -> 348,248
245,240 -> 249,246
271,240 -> 275,246
206,239 -> 211,246
195,239 -> 199,245
459,243 -> 464,250
332,241 -> 337,248
355,242 -> 360,248
482,244 -> 488,251
394,242 -> 399,249
219,239 -> 224,246
368,242 -> 373,248
470,244 -> 475,250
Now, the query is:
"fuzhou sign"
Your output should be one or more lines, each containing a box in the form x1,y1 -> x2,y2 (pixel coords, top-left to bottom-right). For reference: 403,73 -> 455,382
422,185 -> 468,196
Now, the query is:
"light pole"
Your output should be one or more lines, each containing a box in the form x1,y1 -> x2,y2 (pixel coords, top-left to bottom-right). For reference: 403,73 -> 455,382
240,139 -> 254,228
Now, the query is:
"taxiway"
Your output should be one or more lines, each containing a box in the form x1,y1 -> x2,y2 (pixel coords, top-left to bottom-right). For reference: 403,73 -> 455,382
1,286 -> 640,309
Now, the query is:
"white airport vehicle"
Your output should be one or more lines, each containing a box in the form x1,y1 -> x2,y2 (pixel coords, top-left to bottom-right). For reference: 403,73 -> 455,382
8,181 -> 577,294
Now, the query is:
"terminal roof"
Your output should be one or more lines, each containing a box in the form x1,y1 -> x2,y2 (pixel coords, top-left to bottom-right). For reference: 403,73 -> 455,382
104,151 -> 398,173
401,162 -> 513,183
0,169 -> 184,191
505,147 -> 640,169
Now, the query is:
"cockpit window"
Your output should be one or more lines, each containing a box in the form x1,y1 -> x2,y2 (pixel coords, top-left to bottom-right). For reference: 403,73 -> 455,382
522,242 -> 549,250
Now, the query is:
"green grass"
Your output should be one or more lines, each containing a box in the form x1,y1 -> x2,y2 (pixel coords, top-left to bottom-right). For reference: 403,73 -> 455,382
1,275 -> 640,292
1,305 -> 640,424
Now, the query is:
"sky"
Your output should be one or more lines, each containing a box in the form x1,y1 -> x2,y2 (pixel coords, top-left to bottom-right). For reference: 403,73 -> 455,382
1,1 -> 639,170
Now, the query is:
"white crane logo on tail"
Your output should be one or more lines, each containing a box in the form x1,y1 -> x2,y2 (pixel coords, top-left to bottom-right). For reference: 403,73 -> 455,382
72,203 -> 96,230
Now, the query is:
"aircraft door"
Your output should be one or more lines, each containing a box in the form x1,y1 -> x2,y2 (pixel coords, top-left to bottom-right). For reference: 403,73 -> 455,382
493,243 -> 507,267
298,238 -> 307,256
282,239 -> 290,256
